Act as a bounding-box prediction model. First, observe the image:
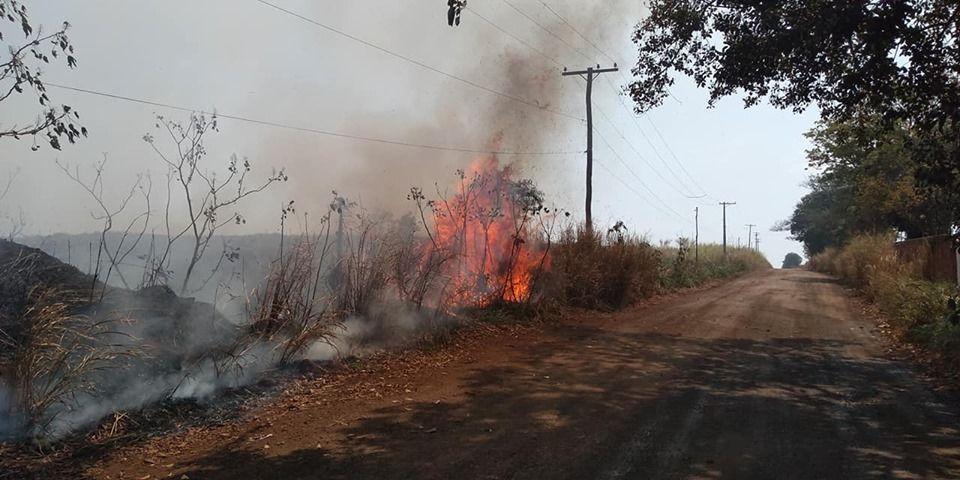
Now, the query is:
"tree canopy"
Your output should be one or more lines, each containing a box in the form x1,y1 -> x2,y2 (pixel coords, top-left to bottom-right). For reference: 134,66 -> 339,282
782,253 -> 803,269
629,0 -> 959,128
782,115 -> 958,255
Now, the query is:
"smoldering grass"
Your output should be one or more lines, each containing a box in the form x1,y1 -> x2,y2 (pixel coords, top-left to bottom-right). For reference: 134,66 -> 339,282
248,207 -> 342,366
10,287 -> 140,440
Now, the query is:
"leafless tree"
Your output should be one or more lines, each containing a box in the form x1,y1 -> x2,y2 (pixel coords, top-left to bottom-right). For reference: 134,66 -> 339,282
143,113 -> 287,295
56,158 -> 151,297
0,167 -> 26,240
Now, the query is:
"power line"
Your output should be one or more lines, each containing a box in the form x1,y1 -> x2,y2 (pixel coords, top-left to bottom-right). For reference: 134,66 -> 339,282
253,0 -> 583,122
643,113 -> 710,196
464,6 -> 562,67
594,128 -> 686,220
593,158 -> 651,207
535,1 -> 616,65
593,158 -> 678,222
600,77 -> 705,199
608,76 -> 708,197
593,98 -> 703,201
45,83 -> 585,157
499,0 -> 594,64
573,79 -> 690,220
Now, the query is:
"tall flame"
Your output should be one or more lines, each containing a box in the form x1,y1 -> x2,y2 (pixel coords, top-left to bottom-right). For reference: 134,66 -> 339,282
431,155 -> 545,307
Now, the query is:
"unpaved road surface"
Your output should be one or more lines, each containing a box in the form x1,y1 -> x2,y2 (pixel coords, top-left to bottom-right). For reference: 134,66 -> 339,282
89,269 -> 960,479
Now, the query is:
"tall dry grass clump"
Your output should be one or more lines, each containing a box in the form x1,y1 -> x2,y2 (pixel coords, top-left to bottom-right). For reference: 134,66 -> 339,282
248,240 -> 341,365
8,288 -> 135,437
549,225 -> 661,310
246,208 -> 345,366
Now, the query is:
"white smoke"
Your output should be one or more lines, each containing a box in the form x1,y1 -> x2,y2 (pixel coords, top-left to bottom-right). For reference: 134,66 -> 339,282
40,343 -> 278,439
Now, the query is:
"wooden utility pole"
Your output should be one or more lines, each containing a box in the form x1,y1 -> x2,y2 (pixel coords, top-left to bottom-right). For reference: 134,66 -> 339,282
694,207 -> 699,263
562,64 -> 618,232
719,201 -> 736,256
745,224 -> 756,250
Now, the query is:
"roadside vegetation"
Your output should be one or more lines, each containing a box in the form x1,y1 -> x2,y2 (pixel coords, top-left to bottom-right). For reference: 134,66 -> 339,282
547,226 -> 768,311
779,114 -> 959,363
810,235 -> 959,361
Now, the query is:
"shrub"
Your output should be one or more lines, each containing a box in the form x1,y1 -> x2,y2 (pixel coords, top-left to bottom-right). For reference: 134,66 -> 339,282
870,272 -> 953,332
808,246 -> 839,273
782,252 -> 803,268
549,226 -> 661,310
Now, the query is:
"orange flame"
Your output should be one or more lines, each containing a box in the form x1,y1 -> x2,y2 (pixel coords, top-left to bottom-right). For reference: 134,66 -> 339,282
431,156 -> 545,307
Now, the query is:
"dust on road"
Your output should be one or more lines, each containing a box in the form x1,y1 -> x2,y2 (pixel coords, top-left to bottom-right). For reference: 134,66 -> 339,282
90,269 -> 960,479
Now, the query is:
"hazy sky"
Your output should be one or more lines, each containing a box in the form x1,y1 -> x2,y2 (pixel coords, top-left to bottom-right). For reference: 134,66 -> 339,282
0,0 -> 818,265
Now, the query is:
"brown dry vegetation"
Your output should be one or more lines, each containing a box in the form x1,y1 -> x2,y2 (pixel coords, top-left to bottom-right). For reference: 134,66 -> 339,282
810,233 -> 960,364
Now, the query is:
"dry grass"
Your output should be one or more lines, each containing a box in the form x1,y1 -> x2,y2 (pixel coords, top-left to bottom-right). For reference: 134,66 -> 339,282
660,242 -> 771,290
809,233 -> 957,356
248,229 -> 341,366
9,288 -> 136,437
548,226 -> 661,310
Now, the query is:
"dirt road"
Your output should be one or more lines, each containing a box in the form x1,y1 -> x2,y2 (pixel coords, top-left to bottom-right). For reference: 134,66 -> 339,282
90,269 -> 960,479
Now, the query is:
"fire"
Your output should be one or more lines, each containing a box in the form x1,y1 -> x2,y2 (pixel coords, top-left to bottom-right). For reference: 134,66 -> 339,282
431,155 -> 546,307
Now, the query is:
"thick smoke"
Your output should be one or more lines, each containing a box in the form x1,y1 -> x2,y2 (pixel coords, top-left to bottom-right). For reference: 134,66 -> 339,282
270,0 -> 642,222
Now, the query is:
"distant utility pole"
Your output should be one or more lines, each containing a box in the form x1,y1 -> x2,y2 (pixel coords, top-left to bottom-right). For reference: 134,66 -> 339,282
694,207 -> 700,263
562,64 -> 618,232
719,201 -> 736,256
745,224 -> 756,250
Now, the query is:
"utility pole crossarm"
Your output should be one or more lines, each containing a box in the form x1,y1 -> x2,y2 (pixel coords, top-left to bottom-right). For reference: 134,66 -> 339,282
562,67 -> 620,76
